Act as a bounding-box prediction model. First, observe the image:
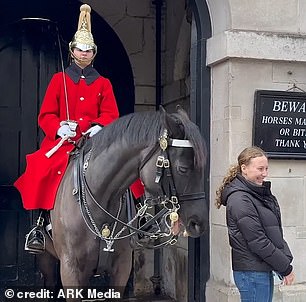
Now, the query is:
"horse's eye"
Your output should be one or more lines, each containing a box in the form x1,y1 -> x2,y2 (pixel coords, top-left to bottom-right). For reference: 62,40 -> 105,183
177,166 -> 189,174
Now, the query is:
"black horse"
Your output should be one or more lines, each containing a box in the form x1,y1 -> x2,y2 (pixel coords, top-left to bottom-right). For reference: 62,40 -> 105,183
38,106 -> 209,301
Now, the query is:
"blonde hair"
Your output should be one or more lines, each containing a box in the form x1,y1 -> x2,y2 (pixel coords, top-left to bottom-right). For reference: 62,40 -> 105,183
215,146 -> 267,209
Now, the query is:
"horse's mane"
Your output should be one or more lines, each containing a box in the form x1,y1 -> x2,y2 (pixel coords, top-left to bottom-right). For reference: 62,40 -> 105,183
91,111 -> 162,152
89,110 -> 206,168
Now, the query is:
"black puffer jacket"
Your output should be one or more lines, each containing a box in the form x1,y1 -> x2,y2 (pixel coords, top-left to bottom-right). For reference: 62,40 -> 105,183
221,174 -> 293,277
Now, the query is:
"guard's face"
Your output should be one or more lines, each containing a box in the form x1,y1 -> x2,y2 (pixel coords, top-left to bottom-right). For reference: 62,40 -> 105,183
241,155 -> 268,185
73,48 -> 94,67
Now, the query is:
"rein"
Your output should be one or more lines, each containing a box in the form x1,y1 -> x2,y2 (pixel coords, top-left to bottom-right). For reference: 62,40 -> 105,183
74,129 -> 205,251
74,146 -> 169,251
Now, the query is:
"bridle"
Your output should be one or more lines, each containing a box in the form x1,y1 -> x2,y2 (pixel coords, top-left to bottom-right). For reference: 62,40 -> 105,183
74,129 -> 205,251
144,129 -> 205,205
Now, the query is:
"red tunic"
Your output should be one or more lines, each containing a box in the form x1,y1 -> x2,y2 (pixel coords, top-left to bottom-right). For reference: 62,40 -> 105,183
14,65 -> 144,210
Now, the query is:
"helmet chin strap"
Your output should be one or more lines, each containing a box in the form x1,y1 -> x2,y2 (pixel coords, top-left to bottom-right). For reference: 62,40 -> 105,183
70,50 -> 97,66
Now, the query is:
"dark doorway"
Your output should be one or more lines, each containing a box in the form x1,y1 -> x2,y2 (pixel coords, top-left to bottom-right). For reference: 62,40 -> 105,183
0,19 -> 60,289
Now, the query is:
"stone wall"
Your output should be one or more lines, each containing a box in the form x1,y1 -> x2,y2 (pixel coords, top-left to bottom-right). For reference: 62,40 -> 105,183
207,0 -> 306,300
85,0 -> 190,113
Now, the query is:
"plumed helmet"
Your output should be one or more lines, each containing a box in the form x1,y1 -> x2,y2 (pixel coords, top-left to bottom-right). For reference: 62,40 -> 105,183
69,4 -> 97,54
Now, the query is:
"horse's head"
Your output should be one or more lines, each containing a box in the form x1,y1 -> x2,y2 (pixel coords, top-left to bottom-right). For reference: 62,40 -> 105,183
140,106 -> 208,238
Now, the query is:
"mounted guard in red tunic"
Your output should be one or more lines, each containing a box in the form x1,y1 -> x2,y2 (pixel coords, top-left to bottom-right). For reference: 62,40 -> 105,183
14,4 -> 144,253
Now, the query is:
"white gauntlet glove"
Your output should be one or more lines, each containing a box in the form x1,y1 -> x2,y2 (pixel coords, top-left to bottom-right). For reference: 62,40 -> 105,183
84,125 -> 103,137
57,124 -> 76,138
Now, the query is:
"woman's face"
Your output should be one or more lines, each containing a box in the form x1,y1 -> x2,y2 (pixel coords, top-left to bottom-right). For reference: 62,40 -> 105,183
241,155 -> 268,185
73,48 -> 94,68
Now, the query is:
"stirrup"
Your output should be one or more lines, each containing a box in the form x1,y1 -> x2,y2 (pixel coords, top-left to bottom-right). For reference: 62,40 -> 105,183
24,226 -> 46,254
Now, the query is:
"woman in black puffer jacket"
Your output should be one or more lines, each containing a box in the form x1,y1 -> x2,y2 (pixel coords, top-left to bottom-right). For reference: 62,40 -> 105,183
215,146 -> 294,302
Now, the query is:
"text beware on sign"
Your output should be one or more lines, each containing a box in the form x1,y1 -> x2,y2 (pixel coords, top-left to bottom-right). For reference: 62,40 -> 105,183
253,90 -> 306,159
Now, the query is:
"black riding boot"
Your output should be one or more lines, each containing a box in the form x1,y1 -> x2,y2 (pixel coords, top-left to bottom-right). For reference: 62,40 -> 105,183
24,211 -> 46,254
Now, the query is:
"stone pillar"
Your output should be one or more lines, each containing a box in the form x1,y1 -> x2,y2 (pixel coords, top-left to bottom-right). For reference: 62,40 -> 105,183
207,29 -> 306,301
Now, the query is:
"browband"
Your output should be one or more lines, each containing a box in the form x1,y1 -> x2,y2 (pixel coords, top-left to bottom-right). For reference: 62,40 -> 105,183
169,139 -> 193,148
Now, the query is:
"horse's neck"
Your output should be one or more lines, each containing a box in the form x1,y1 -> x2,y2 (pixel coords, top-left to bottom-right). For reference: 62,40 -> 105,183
86,144 -> 144,202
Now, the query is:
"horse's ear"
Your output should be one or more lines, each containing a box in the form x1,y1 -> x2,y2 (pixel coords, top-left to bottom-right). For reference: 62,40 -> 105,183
176,105 -> 190,121
160,105 -> 184,137
160,105 -> 169,128
159,105 -> 166,114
